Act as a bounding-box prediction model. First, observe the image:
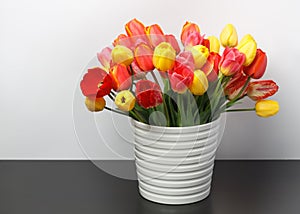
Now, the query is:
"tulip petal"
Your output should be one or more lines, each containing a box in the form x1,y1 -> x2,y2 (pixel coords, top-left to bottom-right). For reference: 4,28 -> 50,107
247,80 -> 279,101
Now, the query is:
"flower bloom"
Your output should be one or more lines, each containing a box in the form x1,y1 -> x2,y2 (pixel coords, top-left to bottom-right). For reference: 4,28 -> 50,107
111,45 -> 134,66
134,43 -> 154,71
136,80 -> 163,109
115,90 -> 136,111
169,52 -> 194,94
224,72 -> 249,100
153,42 -> 176,72
85,97 -> 106,112
113,34 -> 134,50
244,49 -> 267,79
189,70 -> 208,95
125,18 -> 146,37
165,34 -> 180,54
180,21 -> 200,46
220,24 -> 238,47
219,47 -> 245,76
247,80 -> 279,101
80,67 -> 113,99
237,34 -> 257,66
130,59 -> 146,80
255,100 -> 279,117
146,24 -> 165,47
201,52 -> 221,82
97,47 -> 112,71
207,36 -> 220,53
110,64 -> 132,91
186,45 -> 209,69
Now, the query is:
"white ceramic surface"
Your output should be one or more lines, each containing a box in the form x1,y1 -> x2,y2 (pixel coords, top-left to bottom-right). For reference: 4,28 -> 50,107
132,118 -> 221,205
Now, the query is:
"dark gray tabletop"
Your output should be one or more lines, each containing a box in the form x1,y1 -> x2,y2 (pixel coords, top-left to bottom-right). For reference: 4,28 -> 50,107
0,160 -> 299,214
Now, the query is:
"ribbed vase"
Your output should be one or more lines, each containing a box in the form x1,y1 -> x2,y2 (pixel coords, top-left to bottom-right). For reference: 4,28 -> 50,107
132,118 -> 221,205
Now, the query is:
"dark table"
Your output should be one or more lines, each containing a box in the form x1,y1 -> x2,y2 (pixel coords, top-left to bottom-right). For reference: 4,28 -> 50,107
0,160 -> 299,214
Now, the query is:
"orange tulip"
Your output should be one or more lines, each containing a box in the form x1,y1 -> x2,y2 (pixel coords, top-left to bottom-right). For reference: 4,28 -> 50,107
146,24 -> 165,47
244,49 -> 267,79
113,34 -> 133,50
85,97 -> 106,112
180,21 -> 200,46
125,18 -> 146,37
134,43 -> 154,71
110,64 -> 132,91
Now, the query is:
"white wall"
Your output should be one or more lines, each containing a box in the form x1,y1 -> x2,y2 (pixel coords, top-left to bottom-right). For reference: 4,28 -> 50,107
0,0 -> 299,159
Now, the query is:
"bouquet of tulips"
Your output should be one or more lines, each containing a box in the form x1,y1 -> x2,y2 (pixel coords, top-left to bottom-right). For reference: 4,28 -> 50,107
80,19 -> 279,127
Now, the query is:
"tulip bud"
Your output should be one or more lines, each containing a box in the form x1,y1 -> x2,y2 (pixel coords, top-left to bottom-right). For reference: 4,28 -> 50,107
153,42 -> 176,72
201,52 -> 221,82
125,18 -> 146,37
207,36 -> 220,53
180,21 -> 200,46
165,34 -> 180,54
237,34 -> 257,66
134,43 -> 154,71
247,80 -> 279,101
189,70 -> 208,95
85,97 -> 106,112
224,72 -> 248,100
220,24 -> 238,47
219,47 -> 245,76
186,45 -> 209,69
113,34 -> 133,50
110,64 -> 132,91
146,24 -> 165,47
111,45 -> 134,66
255,100 -> 279,118
115,90 -> 136,111
97,47 -> 112,71
244,49 -> 267,79
136,80 -> 163,109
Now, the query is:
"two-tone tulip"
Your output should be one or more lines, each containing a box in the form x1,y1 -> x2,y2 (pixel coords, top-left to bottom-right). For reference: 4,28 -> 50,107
186,45 -> 209,69
189,70 -> 208,95
237,34 -> 257,66
244,49 -> 267,79
201,52 -> 221,82
207,36 -> 220,53
255,100 -> 279,118
111,45 -> 134,66
224,72 -> 249,100
219,47 -> 245,76
97,47 -> 112,71
153,42 -> 176,72
136,80 -> 163,109
145,24 -> 165,47
115,90 -> 136,111
85,97 -> 106,112
134,43 -> 154,71
247,80 -> 279,101
125,18 -> 146,37
220,24 -> 238,47
110,64 -> 132,91
180,21 -> 200,46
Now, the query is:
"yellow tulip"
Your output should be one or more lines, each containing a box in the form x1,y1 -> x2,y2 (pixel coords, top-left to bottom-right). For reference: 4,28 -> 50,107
85,97 -> 106,112
115,90 -> 136,111
153,42 -> 176,72
189,70 -> 208,95
255,100 -> 279,118
220,24 -> 238,47
111,45 -> 134,66
237,34 -> 257,66
186,45 -> 209,69
207,36 -> 220,53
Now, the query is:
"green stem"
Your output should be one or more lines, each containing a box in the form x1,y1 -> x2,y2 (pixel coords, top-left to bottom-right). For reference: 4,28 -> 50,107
150,70 -> 160,87
226,76 -> 251,109
108,94 -> 115,101
226,108 -> 255,112
104,106 -> 128,116
129,65 -> 135,92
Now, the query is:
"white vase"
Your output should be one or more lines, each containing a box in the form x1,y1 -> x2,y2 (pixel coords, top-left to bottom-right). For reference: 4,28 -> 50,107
131,118 -> 221,205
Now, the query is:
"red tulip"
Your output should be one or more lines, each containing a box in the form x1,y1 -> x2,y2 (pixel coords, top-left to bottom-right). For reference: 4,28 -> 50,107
201,52 -> 221,82
113,34 -> 134,50
134,43 -> 154,71
168,52 -> 194,94
180,21 -> 200,46
125,18 -> 146,37
247,80 -> 279,101
110,64 -> 132,91
146,24 -> 165,47
165,34 -> 181,54
219,47 -> 245,76
136,80 -> 163,109
224,72 -> 249,100
244,49 -> 267,79
80,67 -> 113,99
97,47 -> 112,71
130,60 -> 146,80
201,38 -> 210,51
